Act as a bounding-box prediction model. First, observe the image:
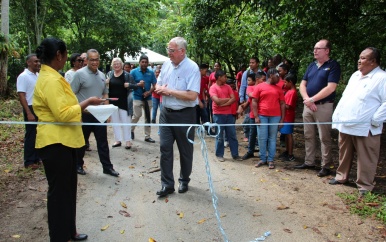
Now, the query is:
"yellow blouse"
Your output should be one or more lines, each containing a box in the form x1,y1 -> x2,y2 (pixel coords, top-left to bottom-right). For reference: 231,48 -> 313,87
33,64 -> 84,148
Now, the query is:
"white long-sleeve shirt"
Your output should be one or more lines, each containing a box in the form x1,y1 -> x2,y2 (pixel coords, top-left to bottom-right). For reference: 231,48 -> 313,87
332,67 -> 386,136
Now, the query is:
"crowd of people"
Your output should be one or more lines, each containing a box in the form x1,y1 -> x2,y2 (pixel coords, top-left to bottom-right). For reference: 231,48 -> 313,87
15,36 -> 386,241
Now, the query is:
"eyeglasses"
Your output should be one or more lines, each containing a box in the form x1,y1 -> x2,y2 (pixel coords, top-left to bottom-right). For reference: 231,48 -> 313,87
76,59 -> 84,63
166,48 -> 182,53
314,47 -> 328,51
89,58 -> 100,62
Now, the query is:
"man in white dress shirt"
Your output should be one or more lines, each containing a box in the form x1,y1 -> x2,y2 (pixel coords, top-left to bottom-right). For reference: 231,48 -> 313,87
329,47 -> 386,196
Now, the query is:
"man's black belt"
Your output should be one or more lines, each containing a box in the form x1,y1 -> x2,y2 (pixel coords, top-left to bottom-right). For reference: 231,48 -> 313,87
164,107 -> 193,112
314,100 -> 334,105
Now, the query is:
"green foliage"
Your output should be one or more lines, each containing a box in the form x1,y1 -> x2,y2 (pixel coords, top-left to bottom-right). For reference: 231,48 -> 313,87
337,192 -> 386,224
7,58 -> 25,92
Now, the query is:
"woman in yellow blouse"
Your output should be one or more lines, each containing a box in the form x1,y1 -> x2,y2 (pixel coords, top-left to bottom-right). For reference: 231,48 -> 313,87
33,37 -> 103,242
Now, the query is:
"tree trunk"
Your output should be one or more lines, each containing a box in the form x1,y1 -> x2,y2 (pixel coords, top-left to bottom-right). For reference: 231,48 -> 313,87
1,0 -> 10,97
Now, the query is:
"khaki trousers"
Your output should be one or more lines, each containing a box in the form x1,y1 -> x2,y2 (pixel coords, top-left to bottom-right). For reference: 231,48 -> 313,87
335,132 -> 380,191
131,100 -> 152,138
302,103 -> 333,167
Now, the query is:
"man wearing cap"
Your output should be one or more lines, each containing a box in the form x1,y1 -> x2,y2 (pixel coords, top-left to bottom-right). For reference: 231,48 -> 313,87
130,55 -> 157,143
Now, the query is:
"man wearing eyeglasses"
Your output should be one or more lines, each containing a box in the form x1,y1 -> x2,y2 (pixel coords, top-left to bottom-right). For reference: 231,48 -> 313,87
71,49 -> 119,177
154,37 -> 201,197
295,39 -> 341,177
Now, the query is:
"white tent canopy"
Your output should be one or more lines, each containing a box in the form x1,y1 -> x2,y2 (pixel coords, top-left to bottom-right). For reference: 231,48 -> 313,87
124,47 -> 169,64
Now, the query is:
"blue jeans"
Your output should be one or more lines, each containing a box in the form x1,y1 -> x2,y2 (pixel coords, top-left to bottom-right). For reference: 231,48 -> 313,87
152,97 -> 160,122
258,115 -> 281,162
213,114 -> 239,158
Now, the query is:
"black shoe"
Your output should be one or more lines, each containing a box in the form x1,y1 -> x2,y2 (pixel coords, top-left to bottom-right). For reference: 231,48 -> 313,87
131,131 -> 135,140
178,183 -> 188,193
145,137 -> 155,143
151,119 -> 156,124
156,186 -> 175,197
242,152 -> 254,160
317,168 -> 331,177
77,167 -> 86,175
71,234 -> 88,241
103,168 -> 119,177
294,163 -> 315,169
112,142 -> 121,148
329,178 -> 344,185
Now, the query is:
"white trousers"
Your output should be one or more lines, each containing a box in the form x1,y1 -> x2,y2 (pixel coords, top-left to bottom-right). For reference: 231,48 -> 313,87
111,108 -> 132,142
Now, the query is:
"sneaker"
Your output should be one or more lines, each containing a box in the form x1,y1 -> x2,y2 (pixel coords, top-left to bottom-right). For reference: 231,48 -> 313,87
224,141 -> 229,148
286,155 -> 295,162
279,151 -> 288,159
232,156 -> 243,161
254,146 -> 259,152
216,156 -> 225,162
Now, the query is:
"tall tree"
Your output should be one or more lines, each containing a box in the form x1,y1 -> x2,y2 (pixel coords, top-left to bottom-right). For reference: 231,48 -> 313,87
0,0 -> 10,96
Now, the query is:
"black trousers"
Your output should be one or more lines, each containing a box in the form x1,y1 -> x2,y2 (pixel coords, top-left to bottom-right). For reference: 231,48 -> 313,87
23,105 -> 39,166
159,107 -> 196,187
77,112 -> 113,169
38,144 -> 77,242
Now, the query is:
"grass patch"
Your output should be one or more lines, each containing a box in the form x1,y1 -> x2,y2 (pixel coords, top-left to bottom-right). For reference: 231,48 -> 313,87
337,192 -> 386,224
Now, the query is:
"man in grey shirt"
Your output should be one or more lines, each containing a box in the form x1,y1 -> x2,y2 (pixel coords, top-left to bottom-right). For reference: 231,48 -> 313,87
71,49 -> 119,177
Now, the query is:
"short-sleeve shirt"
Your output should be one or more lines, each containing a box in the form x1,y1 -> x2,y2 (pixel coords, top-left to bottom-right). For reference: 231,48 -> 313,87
250,82 -> 284,117
283,89 -> 297,122
16,69 -> 38,105
65,69 -> 76,84
109,72 -> 128,111
71,66 -> 108,102
157,56 -> 200,110
209,83 -> 234,115
303,59 -> 341,102
130,67 -> 157,101
200,75 -> 209,100
246,85 -> 256,118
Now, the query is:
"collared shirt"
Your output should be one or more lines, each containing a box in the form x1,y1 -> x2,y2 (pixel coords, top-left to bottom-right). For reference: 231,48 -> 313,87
332,67 -> 386,136
33,65 -> 83,148
130,67 -> 157,101
157,56 -> 200,110
71,66 -> 108,102
239,68 -> 261,103
303,59 -> 341,102
16,68 -> 38,105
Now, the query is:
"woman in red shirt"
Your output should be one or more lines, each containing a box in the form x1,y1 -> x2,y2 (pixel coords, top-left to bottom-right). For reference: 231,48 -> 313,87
251,68 -> 285,169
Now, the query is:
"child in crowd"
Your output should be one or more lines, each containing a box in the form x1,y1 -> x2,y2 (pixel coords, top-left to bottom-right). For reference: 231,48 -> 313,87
279,74 -> 298,161
277,64 -> 290,147
197,64 -> 210,125
209,70 -> 242,162
238,72 -> 266,160
224,78 -> 239,147
251,68 -> 285,169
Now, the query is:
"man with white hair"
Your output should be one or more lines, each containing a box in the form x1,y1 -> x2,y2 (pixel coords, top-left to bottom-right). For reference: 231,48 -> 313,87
154,37 -> 201,197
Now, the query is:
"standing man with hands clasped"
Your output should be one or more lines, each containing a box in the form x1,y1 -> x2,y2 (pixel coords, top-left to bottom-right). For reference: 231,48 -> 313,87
154,37 -> 201,197
295,39 -> 341,177
329,47 -> 386,196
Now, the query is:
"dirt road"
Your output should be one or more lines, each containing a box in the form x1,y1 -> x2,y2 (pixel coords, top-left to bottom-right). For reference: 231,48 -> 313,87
1,120 -> 384,242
